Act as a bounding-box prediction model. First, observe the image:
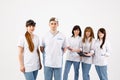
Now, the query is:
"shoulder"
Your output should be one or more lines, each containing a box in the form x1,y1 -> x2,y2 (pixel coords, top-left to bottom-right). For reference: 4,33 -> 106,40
92,38 -> 95,41
58,31 -> 66,38
105,39 -> 111,46
44,31 -> 51,38
78,36 -> 82,40
95,39 -> 99,43
18,35 -> 25,41
92,38 -> 96,43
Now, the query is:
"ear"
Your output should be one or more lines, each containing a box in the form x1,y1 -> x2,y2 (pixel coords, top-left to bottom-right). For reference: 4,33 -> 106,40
57,23 -> 59,27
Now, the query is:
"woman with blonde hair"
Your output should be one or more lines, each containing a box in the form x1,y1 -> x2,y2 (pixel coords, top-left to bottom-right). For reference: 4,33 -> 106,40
81,26 -> 95,80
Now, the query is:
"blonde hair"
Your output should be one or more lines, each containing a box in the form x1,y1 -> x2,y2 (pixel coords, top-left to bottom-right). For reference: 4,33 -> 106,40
82,26 -> 94,43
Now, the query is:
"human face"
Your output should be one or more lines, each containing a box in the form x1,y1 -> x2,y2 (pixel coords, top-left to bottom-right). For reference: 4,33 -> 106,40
26,26 -> 35,34
98,31 -> 104,39
49,21 -> 58,31
74,29 -> 80,37
85,31 -> 91,38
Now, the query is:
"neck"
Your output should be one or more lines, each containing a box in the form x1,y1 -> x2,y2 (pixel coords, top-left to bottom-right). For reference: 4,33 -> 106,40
27,31 -> 34,38
50,30 -> 58,34
74,35 -> 78,38
86,36 -> 90,39
99,38 -> 103,41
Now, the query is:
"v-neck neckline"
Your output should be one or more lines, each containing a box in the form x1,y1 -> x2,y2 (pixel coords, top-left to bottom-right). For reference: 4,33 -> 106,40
50,31 -> 59,38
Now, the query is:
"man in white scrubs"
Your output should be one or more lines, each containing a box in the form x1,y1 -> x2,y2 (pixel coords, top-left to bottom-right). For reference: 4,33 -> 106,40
40,17 -> 66,80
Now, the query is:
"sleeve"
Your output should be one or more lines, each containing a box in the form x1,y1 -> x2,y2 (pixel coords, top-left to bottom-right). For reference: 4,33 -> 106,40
105,41 -> 111,57
90,39 -> 95,54
62,37 -> 67,48
79,38 -> 83,51
66,37 -> 71,47
17,36 -> 24,47
39,37 -> 45,47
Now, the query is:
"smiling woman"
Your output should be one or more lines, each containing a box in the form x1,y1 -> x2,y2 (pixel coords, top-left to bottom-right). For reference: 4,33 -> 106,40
0,0 -> 120,80
17,19 -> 42,80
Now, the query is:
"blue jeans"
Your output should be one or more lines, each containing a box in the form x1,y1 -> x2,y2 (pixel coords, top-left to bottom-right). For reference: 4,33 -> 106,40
82,62 -> 91,80
44,66 -> 62,80
95,65 -> 108,80
63,60 -> 80,80
24,70 -> 38,80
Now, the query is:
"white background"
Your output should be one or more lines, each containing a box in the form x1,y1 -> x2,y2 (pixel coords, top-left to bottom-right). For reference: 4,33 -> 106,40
0,0 -> 120,80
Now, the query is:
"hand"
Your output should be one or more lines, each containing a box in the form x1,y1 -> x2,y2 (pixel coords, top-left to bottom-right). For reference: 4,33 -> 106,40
20,65 -> 25,72
67,47 -> 73,51
84,52 -> 92,56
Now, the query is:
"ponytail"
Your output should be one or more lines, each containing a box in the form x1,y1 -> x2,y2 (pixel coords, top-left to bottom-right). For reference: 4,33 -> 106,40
25,31 -> 34,52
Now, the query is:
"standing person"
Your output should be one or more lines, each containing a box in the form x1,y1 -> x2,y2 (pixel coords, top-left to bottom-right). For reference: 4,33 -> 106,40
40,17 -> 66,80
63,25 -> 82,80
18,19 -> 42,80
81,26 -> 95,80
93,28 -> 111,80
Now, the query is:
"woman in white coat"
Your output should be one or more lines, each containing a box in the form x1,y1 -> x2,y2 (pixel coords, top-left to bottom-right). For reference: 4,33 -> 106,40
81,26 -> 95,80
63,25 -> 82,80
93,28 -> 111,80
18,20 -> 42,80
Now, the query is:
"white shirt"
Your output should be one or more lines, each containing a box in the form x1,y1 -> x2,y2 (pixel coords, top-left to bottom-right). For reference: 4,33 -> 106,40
17,34 -> 40,72
81,38 -> 95,64
93,39 -> 111,66
40,31 -> 66,68
66,36 -> 82,62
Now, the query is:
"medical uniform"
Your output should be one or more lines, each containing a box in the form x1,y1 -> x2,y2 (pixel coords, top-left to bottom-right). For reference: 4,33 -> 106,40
40,31 -> 66,80
93,39 -> 111,80
18,34 -> 40,80
81,38 -> 95,80
63,36 -> 82,80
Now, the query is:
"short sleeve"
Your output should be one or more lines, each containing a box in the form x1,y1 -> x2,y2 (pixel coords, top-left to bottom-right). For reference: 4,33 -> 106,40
79,37 -> 83,51
62,37 -> 67,48
90,39 -> 95,53
105,41 -> 111,56
66,37 -> 70,47
17,36 -> 24,47
39,37 -> 45,47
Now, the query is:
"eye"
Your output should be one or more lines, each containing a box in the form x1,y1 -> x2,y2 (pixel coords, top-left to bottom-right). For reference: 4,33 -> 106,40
51,23 -> 53,25
51,23 -> 56,25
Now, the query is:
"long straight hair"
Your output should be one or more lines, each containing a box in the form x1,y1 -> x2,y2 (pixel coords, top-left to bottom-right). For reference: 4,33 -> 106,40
82,26 -> 94,43
25,19 -> 36,52
97,28 -> 106,49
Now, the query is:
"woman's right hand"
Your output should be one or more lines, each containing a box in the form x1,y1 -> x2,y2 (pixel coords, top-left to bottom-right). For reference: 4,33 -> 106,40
20,65 -> 25,72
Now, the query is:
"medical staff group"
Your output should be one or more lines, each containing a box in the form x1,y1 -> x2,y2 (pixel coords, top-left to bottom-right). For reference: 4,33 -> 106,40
18,17 -> 111,80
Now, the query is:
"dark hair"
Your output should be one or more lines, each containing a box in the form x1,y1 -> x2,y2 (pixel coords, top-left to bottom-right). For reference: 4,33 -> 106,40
25,19 -> 36,52
97,28 -> 106,49
49,17 -> 58,23
26,19 -> 36,27
72,25 -> 82,37
82,26 -> 94,43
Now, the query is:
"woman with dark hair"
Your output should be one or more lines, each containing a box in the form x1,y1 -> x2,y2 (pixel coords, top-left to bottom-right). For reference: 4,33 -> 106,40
63,25 -> 82,80
17,19 -> 42,80
93,28 -> 111,80
81,26 -> 95,80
